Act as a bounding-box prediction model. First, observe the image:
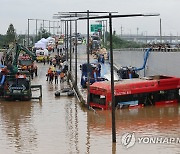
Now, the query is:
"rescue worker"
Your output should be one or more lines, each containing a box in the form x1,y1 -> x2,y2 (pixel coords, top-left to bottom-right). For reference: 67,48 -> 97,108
30,67 -> 34,79
46,67 -> 52,81
54,71 -> 58,84
60,71 -> 65,89
49,71 -> 54,84
43,57 -> 46,65
60,71 -> 65,83
47,56 -> 50,64
34,65 -> 38,77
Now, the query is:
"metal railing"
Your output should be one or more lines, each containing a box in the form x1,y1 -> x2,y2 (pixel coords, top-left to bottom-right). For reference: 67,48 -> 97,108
113,48 -> 180,52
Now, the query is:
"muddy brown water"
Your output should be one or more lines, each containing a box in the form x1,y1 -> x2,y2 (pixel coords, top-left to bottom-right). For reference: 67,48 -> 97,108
0,49 -> 180,154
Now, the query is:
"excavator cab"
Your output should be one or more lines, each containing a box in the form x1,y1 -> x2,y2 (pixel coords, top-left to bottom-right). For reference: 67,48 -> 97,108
4,71 -> 32,100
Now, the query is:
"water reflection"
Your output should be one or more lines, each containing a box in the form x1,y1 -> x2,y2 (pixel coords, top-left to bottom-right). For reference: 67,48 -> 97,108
88,105 -> 180,134
0,90 -> 179,153
0,101 -> 37,153
87,105 -> 180,153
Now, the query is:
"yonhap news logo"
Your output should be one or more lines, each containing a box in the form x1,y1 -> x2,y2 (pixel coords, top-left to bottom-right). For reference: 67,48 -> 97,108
121,132 -> 180,149
121,133 -> 136,148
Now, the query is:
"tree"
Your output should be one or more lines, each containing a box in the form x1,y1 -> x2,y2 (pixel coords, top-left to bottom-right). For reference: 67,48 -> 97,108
0,34 -> 6,48
36,26 -> 51,41
106,32 -> 142,49
6,23 -> 16,44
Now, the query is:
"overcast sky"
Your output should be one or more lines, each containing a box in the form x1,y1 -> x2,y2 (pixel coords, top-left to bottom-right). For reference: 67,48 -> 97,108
1,0 -> 180,36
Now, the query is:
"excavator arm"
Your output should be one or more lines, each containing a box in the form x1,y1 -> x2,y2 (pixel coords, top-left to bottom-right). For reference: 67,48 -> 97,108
13,43 -> 36,66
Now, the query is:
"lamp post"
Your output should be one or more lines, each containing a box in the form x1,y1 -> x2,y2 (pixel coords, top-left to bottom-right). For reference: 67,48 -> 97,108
79,12 -> 160,143
28,19 -> 58,46
70,20 -> 72,72
160,18 -> 162,43
75,19 -> 78,89
108,13 -> 116,143
27,19 -> 30,47
66,21 -> 69,61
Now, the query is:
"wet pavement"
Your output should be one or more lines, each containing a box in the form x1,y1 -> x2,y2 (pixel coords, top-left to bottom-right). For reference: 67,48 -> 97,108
0,45 -> 180,154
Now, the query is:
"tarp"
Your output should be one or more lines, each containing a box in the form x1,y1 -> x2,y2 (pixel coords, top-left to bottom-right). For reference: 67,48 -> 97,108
47,37 -> 55,42
35,41 -> 46,49
40,38 -> 48,45
35,37 -> 55,49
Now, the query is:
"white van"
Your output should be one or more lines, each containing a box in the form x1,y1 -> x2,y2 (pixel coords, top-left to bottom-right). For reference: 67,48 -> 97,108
36,49 -> 49,62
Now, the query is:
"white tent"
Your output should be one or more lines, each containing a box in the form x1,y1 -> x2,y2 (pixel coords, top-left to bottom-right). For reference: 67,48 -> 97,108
40,38 -> 48,45
47,37 -> 54,41
35,41 -> 46,49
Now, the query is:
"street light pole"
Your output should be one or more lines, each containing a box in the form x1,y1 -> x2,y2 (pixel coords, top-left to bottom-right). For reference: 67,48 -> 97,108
70,20 -> 72,72
27,19 -> 30,47
36,19 -> 38,42
87,10 -> 90,109
49,20 -> 51,34
67,21 -> 69,62
160,18 -> 162,43
109,13 -> 116,143
64,21 -> 67,60
105,20 -> 108,47
75,18 -> 78,89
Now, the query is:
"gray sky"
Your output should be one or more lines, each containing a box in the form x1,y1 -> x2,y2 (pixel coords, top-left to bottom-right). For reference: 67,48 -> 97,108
0,0 -> 180,36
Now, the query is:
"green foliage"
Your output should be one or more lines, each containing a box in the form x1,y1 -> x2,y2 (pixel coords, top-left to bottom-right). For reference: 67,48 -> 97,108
0,34 -> 7,48
37,27 -> 51,41
106,32 -> 142,49
6,24 -> 16,44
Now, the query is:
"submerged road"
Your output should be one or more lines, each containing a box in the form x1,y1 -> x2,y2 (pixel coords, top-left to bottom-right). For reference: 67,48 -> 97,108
0,45 -> 180,154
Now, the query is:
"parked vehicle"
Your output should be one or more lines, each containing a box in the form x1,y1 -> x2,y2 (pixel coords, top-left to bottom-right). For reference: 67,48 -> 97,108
36,49 -> 49,62
77,38 -> 83,44
4,72 -> 32,100
89,75 -> 180,109
1,43 -> 41,101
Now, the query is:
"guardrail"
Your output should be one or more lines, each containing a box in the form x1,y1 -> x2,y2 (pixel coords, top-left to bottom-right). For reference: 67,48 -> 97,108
113,48 -> 180,52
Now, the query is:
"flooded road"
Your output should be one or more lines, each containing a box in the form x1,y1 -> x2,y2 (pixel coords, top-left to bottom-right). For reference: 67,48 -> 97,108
0,46 -> 180,154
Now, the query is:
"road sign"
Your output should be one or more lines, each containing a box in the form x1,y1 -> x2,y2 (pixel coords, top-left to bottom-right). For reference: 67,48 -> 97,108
90,24 -> 102,32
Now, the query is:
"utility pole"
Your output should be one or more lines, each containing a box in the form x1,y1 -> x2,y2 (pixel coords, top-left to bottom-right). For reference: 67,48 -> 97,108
137,27 -> 139,36
36,19 -> 38,42
27,19 -> 30,47
109,13 -> 116,143
160,18 -> 162,43
87,10 -> 90,109
70,20 -> 72,72
121,25 -> 123,36
67,21 -> 69,61
75,17 -> 78,89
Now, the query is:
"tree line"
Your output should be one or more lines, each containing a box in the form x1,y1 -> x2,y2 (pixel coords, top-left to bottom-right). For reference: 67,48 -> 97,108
0,24 -> 142,49
0,24 -> 51,48
106,31 -> 143,49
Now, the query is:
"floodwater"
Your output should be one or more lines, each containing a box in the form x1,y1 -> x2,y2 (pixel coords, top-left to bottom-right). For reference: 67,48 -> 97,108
0,47 -> 180,154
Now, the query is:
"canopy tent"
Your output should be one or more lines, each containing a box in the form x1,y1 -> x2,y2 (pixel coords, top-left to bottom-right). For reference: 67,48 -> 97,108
40,38 -> 48,45
35,37 -> 55,49
35,41 -> 46,49
47,37 -> 55,41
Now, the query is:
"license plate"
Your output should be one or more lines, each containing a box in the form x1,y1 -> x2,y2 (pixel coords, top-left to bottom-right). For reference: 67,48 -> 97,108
13,90 -> 21,94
